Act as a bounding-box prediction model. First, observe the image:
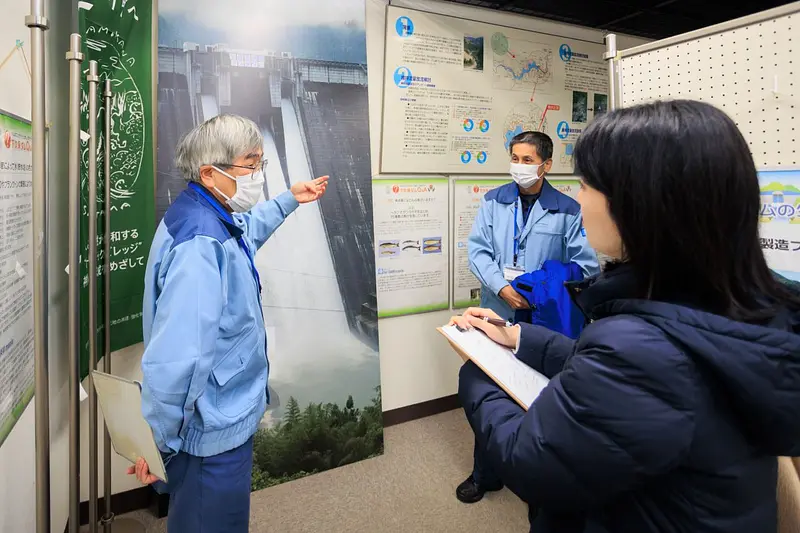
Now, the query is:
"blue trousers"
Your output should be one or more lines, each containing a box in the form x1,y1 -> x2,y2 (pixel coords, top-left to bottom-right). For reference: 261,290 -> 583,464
165,437 -> 254,533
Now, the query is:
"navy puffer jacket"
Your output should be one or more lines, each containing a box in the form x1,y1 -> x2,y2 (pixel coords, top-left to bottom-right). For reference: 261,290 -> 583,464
459,265 -> 800,533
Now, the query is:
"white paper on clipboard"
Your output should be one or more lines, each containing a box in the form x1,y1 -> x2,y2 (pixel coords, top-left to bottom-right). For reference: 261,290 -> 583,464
440,325 -> 550,409
92,370 -> 168,482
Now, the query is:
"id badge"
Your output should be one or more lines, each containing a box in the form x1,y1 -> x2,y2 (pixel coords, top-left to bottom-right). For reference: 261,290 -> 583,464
503,265 -> 525,282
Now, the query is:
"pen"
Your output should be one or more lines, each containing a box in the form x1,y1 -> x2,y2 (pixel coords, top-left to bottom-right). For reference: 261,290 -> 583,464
454,316 -> 514,332
482,316 -> 513,328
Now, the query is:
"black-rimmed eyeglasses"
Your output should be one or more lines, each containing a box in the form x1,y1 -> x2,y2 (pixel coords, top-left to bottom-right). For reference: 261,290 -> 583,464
216,158 -> 268,178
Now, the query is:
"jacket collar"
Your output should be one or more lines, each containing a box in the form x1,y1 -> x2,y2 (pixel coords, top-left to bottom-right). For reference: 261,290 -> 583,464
566,263 -> 639,321
186,182 -> 244,238
567,263 -> 735,322
494,179 -> 561,211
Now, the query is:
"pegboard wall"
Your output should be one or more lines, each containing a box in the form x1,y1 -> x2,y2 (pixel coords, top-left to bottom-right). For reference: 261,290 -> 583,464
617,7 -> 799,169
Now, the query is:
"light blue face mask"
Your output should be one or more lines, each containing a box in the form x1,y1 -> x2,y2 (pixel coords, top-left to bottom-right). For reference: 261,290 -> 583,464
212,166 -> 265,213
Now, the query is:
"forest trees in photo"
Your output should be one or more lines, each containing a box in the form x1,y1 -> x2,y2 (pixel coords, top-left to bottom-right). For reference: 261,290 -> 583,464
251,387 -> 384,491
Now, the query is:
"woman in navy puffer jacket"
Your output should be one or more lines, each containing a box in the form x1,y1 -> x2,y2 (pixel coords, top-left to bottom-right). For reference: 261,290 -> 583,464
452,100 -> 800,533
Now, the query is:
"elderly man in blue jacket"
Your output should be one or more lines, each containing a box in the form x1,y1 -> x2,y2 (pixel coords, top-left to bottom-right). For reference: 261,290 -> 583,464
127,114 -> 328,532
459,131 -> 599,504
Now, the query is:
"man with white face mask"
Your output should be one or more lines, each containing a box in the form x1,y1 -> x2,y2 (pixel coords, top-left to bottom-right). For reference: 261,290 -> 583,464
459,131 -> 598,504
131,114 -> 328,532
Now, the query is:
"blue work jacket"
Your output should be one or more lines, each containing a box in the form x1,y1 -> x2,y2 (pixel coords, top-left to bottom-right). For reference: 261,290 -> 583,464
468,180 -> 599,320
141,184 -> 298,458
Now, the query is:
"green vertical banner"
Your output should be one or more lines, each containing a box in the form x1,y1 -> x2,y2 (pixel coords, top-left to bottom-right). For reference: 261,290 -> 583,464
79,0 -> 155,378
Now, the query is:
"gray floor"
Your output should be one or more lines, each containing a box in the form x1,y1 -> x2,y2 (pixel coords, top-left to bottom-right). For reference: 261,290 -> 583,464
98,409 -> 530,532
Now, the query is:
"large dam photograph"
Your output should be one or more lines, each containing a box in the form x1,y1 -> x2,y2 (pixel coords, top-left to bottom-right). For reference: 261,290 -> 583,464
156,0 -> 382,490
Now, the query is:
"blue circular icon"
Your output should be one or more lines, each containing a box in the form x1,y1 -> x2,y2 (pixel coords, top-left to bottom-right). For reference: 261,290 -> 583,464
556,121 -> 570,139
460,151 -> 472,164
479,119 -> 490,133
463,118 -> 474,132
477,151 -> 487,164
396,16 -> 414,37
393,66 -> 412,88
559,44 -> 573,62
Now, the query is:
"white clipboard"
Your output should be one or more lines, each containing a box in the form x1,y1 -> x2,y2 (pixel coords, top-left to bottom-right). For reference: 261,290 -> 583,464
92,370 -> 168,482
438,325 -> 550,410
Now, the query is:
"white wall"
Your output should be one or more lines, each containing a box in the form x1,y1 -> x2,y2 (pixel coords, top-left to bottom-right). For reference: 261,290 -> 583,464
367,0 -> 650,411
0,15 -> 32,117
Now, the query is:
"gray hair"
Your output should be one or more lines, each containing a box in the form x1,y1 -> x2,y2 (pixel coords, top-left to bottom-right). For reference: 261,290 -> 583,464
175,114 -> 263,182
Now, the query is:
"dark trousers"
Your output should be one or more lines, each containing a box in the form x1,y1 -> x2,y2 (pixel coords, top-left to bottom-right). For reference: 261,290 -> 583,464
471,438 -> 502,486
165,437 -> 254,533
474,439 -> 600,533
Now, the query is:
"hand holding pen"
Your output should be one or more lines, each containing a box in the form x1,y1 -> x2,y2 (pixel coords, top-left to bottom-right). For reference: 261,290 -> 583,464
448,308 -> 521,349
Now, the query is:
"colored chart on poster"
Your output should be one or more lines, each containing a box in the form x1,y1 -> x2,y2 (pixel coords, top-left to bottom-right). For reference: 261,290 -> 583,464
381,6 -> 607,175
759,169 -> 800,281
0,112 -> 34,446
374,178 -> 450,317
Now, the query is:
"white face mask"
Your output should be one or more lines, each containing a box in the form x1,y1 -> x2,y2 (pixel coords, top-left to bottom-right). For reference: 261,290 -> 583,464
212,165 -> 266,213
510,162 -> 543,189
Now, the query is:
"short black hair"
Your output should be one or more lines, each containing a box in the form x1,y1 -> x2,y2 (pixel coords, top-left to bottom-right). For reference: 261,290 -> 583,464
509,131 -> 553,161
574,99 -> 800,322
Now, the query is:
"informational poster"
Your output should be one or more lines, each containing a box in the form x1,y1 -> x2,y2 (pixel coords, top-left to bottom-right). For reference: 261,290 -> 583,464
158,0 -> 382,491
759,169 -> 800,281
452,177 -> 583,308
0,111 -> 34,446
381,7 -> 607,175
374,178 -> 449,317
549,179 -> 581,200
79,0 -> 156,378
452,178 -> 506,308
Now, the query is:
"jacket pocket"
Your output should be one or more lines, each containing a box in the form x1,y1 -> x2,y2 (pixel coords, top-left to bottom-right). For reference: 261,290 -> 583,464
211,339 -> 263,418
533,219 -> 563,236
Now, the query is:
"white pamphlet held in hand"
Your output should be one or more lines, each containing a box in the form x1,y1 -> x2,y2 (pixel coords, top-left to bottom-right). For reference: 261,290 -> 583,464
92,370 -> 168,482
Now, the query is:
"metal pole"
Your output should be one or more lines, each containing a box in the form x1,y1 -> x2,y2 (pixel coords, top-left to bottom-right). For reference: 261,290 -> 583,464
101,78 -> 114,533
66,33 -> 84,533
87,59 -> 100,533
25,1 -> 50,531
603,34 -> 618,111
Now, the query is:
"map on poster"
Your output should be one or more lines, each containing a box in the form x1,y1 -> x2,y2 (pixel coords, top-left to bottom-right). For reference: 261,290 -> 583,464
374,178 -> 449,317
381,7 -> 607,175
759,169 -> 800,281
451,178 -> 582,308
0,111 -> 34,447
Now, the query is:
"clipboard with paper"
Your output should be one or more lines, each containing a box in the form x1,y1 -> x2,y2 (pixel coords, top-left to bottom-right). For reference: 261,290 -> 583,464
438,325 -> 550,410
92,370 -> 168,482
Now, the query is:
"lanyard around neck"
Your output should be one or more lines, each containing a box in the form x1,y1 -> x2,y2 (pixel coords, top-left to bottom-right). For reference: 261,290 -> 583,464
513,195 -> 534,266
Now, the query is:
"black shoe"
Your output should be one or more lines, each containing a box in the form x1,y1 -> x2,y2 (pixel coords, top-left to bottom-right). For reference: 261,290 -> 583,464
455,475 -> 503,503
